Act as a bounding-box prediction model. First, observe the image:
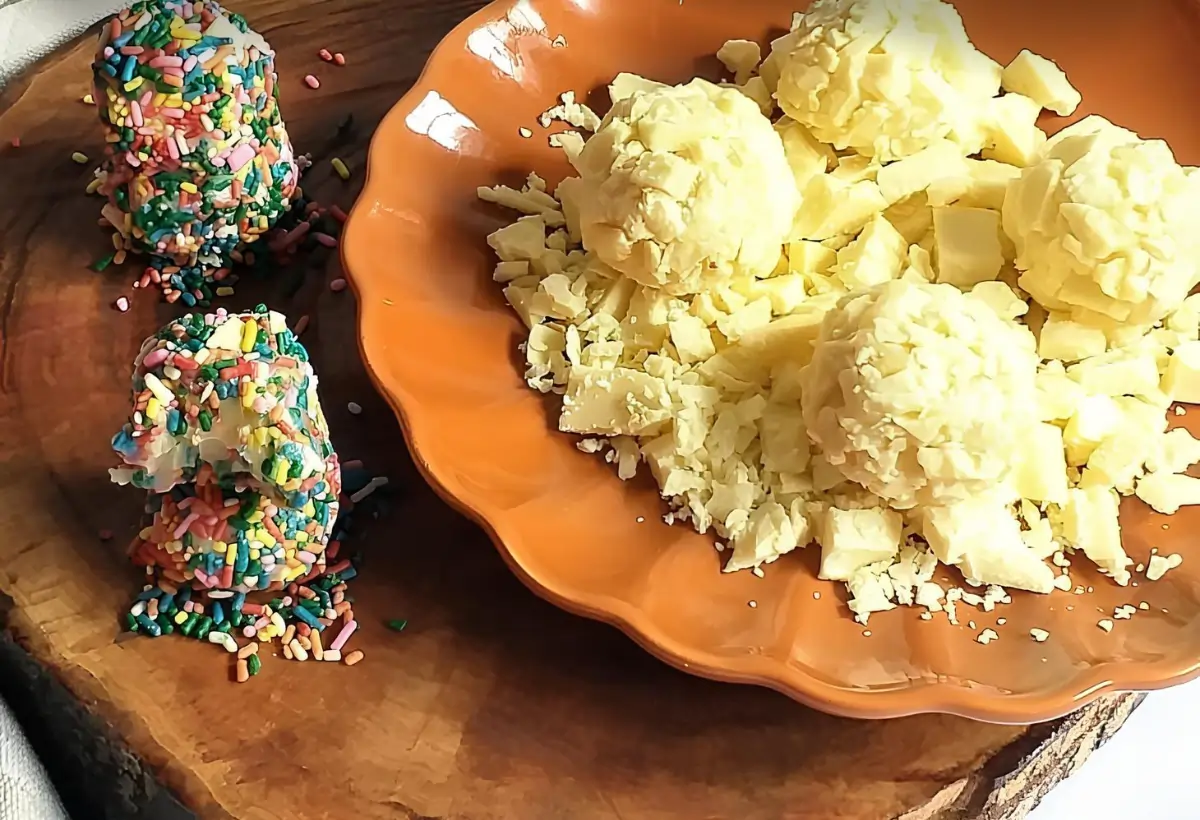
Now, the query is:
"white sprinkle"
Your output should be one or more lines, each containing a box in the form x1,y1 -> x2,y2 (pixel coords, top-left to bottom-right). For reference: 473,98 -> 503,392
1053,574 -> 1073,591
1098,619 -> 1114,633
349,476 -> 388,504
997,618 -> 1007,625
862,630 -> 872,637
751,567 -> 765,578
1139,602 -> 1150,610
748,600 -> 757,608
518,127 -> 533,138
347,401 -> 363,415
977,629 -> 999,645
968,620 -> 977,630
919,612 -> 932,620
1176,405 -> 1187,416
635,516 -> 644,523
813,591 -> 821,600
1030,628 -> 1050,643
551,34 -> 567,47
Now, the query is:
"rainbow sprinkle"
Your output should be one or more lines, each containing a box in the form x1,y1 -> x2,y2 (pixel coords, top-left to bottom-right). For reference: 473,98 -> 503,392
91,1 -> 298,303
111,306 -> 388,679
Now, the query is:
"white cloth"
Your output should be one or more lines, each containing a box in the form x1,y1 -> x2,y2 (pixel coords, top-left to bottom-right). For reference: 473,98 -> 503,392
0,0 -> 124,86
0,694 -> 67,820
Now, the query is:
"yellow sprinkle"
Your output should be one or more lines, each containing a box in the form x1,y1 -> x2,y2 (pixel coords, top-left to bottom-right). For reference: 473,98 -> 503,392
71,151 -> 89,164
144,396 -> 162,421
295,531 -> 309,543
240,319 -> 257,352
302,501 -> 316,518
257,529 -> 277,549
273,458 -> 290,486
247,511 -> 264,524
331,158 -> 351,180
85,178 -> 103,195
173,611 -> 188,625
285,564 -> 306,582
153,92 -> 167,107
180,182 -> 198,194
82,93 -> 94,104
253,428 -> 270,448
172,27 -> 201,42
241,388 -> 256,409
248,548 -> 261,560
123,77 -> 144,93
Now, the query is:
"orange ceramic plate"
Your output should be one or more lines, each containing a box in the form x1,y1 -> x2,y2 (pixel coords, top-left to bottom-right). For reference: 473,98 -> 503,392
343,0 -> 1200,723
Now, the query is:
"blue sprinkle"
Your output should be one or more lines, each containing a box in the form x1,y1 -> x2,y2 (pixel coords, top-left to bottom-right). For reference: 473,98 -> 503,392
211,601 -> 225,625
120,55 -> 137,83
339,566 -> 358,582
291,605 -> 323,630
231,592 -> 246,612
136,587 -> 162,602
136,614 -> 162,636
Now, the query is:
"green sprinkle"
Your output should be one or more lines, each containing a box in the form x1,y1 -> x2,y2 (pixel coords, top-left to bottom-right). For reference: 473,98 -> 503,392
123,613 -> 138,632
91,253 -> 115,272
247,653 -> 262,676
386,619 -> 408,633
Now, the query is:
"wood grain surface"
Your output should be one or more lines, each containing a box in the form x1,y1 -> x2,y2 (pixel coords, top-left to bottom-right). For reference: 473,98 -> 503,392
0,2 -> 1140,818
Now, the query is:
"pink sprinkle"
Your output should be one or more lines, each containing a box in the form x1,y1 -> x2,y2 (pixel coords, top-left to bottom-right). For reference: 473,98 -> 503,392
294,315 -> 310,335
9,137 -> 19,148
162,67 -> 186,79
329,278 -> 348,292
226,142 -> 256,172
103,46 -> 115,58
313,232 -> 338,248
182,55 -> 198,72
333,52 -> 346,66
330,619 -> 358,651
138,89 -> 153,107
159,108 -> 184,119
125,152 -> 142,167
329,205 -> 349,223
114,296 -> 130,313
173,512 -> 200,540
129,101 -> 144,127
193,569 -> 210,585
98,529 -> 114,541
304,74 -> 321,89
165,137 -> 179,160
142,347 -> 169,368
318,48 -> 333,62
150,55 -> 182,68
242,626 -> 256,638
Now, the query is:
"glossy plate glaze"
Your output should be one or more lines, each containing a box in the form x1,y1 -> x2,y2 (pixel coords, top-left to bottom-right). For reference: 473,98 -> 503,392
343,0 -> 1200,722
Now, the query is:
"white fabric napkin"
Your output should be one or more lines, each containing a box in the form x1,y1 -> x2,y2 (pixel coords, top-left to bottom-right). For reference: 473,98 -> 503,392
0,0 -> 111,812
0,694 -> 67,820
0,0 -> 124,86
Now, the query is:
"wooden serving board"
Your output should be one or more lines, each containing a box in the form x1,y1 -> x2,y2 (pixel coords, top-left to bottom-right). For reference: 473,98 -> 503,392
0,2 -> 1142,818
